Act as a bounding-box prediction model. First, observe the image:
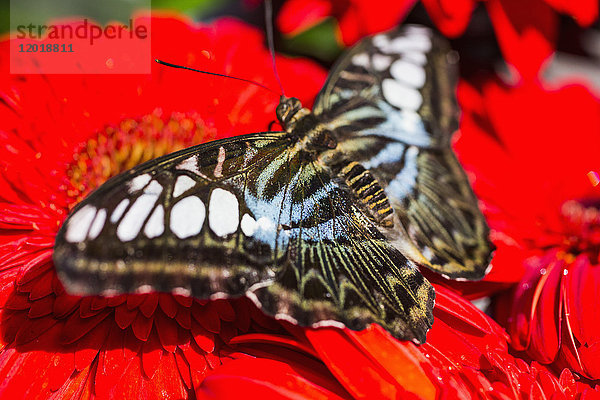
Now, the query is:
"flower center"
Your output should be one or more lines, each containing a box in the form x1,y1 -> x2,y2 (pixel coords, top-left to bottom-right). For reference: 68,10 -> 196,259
560,200 -> 600,262
64,109 -> 216,207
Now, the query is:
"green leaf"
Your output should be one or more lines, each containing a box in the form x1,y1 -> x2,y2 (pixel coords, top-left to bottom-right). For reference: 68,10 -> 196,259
281,18 -> 342,63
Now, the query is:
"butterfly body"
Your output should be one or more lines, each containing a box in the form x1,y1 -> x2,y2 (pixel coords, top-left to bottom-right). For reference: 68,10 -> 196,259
54,25 -> 493,343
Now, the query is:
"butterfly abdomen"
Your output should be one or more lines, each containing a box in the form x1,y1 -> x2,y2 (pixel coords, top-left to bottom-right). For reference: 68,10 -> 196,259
340,162 -> 393,226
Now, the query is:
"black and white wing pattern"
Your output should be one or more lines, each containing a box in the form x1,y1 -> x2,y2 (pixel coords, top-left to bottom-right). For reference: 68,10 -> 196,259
314,25 -> 493,280
54,24 -> 492,344
54,132 -> 434,342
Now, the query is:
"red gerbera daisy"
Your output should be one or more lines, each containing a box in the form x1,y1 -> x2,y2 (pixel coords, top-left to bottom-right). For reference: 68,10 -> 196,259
276,0 -> 599,79
455,75 -> 600,380
0,14 -> 327,398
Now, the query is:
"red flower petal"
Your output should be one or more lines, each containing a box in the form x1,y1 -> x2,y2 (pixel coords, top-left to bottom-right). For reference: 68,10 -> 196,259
527,257 -> 563,363
139,293 -> 159,318
182,341 -> 209,386
132,312 -> 154,341
74,318 -> 110,372
175,350 -> 193,389
192,302 -> 221,333
277,0 -> 333,36
197,358 -> 346,400
159,293 -> 179,318
213,299 -> 236,322
564,255 -> 595,348
486,0 -> 558,79
230,333 -> 320,359
155,310 -> 179,353
191,321 -> 216,354
27,295 -> 53,318
348,325 -> 437,400
422,0 -> 476,37
542,0 -> 598,26
142,332 -> 164,379
61,308 -> 111,345
147,353 -> 188,399
336,0 -> 415,46
305,328 -> 404,398
114,302 -> 138,329
176,306 -> 192,330
15,316 -> 58,345
277,0 -> 414,46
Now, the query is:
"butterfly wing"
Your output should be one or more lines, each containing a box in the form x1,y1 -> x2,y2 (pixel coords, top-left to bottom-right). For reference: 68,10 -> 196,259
54,132 -> 434,342
314,25 -> 493,280
54,133 -> 287,298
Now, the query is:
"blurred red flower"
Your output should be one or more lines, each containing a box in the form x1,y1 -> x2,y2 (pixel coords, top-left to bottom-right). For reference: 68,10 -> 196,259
276,0 -> 598,79
0,14 -> 326,398
455,75 -> 600,380
277,0 -> 415,46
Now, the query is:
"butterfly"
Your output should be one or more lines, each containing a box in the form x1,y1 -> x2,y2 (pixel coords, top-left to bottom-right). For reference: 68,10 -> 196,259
53,25 -> 493,343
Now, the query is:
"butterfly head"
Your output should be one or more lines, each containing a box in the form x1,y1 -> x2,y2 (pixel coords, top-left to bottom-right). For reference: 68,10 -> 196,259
276,96 -> 308,132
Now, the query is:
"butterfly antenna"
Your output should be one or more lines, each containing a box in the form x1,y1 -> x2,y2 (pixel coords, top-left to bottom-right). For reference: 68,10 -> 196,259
154,59 -> 280,96
265,0 -> 285,96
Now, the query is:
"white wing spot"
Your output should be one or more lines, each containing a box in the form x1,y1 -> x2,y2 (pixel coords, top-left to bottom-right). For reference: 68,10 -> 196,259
213,146 -> 226,178
144,180 -> 163,194
170,196 -> 205,239
373,34 -> 389,48
173,175 -> 196,197
388,35 -> 431,53
382,79 -> 422,111
372,54 -> 392,71
351,53 -> 370,68
208,188 -> 239,237
276,313 -> 299,325
240,213 -> 257,236
172,287 -> 191,297
111,199 -> 130,223
88,208 -> 106,240
176,156 -> 200,174
144,204 -> 164,238
117,194 -> 159,241
65,205 -> 96,243
390,59 -> 426,88
312,320 -> 346,329
128,174 -> 151,193
402,51 -> 427,65
136,285 -> 154,294
422,247 -> 434,260
404,25 -> 431,34
398,110 -> 424,134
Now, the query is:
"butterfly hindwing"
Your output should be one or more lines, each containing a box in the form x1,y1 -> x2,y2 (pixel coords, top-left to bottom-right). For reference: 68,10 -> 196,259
54,131 -> 434,342
314,25 -> 493,279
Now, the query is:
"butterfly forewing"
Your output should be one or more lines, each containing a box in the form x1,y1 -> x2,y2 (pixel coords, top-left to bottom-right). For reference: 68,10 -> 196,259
314,25 -> 493,279
55,133 -> 290,297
